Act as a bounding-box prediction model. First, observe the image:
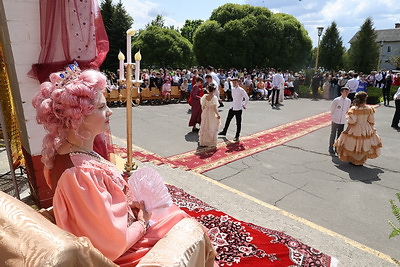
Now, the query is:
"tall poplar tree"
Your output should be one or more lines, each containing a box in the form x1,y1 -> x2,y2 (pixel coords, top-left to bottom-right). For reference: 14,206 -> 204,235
100,0 -> 114,34
348,17 -> 379,73
319,22 -> 345,71
100,0 -> 133,73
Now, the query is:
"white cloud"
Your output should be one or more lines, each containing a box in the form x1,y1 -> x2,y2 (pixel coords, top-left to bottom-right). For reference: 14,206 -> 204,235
113,0 -> 184,30
113,0 -> 158,29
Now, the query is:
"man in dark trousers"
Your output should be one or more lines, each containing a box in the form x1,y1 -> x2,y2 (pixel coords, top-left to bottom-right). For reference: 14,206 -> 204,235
218,78 -> 249,142
311,73 -> 321,100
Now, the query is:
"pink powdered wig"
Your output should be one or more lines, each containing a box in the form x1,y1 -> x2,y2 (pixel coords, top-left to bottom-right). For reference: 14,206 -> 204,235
32,69 -> 107,168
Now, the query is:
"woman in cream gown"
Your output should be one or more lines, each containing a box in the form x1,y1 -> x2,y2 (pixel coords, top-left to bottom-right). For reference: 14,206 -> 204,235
199,83 -> 221,147
334,92 -> 382,166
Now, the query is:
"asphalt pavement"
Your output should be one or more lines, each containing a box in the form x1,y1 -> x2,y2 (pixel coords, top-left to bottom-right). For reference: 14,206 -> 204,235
109,97 -> 400,267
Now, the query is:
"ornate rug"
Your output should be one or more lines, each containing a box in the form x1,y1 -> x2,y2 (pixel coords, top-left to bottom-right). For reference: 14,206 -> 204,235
167,184 -> 337,266
113,111 -> 332,173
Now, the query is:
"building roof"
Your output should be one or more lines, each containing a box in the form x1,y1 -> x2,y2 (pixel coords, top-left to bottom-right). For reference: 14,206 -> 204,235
349,28 -> 400,43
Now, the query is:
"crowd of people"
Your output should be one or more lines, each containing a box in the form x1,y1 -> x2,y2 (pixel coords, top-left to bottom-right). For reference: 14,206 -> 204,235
109,66 -> 400,107
109,65 -> 399,153
109,66 -> 305,104
311,69 -> 400,103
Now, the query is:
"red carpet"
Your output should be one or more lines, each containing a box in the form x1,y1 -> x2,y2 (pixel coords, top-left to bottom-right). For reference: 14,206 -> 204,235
168,184 -> 336,266
113,111 -> 332,173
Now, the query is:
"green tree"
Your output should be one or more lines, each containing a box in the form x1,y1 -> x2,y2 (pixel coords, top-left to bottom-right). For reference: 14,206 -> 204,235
193,20 -> 225,67
100,0 -> 114,34
193,4 -> 310,69
273,13 -> 312,70
100,1 -> 133,73
389,54 -> 400,69
210,3 -> 271,27
132,26 -> 193,68
308,47 -> 318,70
343,49 -> 350,70
180,19 -> 204,43
147,15 -> 165,28
348,17 -> 379,73
318,22 -> 345,71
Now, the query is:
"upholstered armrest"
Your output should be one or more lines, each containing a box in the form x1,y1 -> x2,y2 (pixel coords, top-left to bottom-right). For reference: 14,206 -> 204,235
0,191 -> 116,267
137,217 -> 217,267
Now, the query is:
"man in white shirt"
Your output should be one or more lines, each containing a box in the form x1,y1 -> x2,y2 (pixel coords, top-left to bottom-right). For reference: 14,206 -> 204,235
329,87 -> 351,155
345,73 -> 359,102
224,77 -> 233,101
206,66 -> 223,107
271,68 -> 284,107
218,78 -> 249,142
375,71 -> 383,88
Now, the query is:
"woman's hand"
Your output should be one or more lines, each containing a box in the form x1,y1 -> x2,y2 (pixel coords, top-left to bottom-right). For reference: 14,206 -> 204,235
132,201 -> 152,224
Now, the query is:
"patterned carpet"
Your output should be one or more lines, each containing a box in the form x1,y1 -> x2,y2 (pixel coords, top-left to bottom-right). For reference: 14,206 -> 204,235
168,184 -> 336,266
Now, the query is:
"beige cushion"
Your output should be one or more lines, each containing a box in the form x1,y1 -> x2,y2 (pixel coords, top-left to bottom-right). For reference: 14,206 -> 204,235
0,191 -> 116,267
138,218 -> 216,267
0,191 -> 216,267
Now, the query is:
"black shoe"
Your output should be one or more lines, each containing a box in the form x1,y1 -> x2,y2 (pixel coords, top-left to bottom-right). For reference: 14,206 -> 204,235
218,131 -> 226,136
192,128 -> 199,132
392,125 -> 400,130
233,137 -> 239,142
219,103 -> 224,108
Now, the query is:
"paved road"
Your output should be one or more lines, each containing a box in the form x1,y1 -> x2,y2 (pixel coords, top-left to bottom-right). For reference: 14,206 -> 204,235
109,97 -> 400,262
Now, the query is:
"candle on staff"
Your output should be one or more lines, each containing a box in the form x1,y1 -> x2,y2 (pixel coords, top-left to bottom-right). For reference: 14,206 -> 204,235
126,28 -> 136,64
118,51 -> 125,81
134,50 -> 142,81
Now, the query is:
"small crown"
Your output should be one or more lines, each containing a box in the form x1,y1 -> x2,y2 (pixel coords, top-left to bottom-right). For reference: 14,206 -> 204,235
55,61 -> 81,88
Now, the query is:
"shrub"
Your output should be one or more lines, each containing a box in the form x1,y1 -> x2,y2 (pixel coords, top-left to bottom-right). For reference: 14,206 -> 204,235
366,87 -> 382,104
366,86 -> 399,104
389,193 -> 400,239
298,84 -> 322,98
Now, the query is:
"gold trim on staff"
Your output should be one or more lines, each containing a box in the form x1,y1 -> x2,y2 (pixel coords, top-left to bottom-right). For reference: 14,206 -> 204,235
124,63 -> 137,174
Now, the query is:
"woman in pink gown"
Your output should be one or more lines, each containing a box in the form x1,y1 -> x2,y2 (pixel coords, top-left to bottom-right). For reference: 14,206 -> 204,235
32,64 -> 215,266
199,83 -> 221,147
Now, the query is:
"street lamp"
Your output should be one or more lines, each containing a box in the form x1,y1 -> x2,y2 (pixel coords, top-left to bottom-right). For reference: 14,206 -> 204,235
315,26 -> 324,71
377,40 -> 384,70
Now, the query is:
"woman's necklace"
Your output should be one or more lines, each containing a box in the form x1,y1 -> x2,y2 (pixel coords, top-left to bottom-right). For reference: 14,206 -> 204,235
65,139 -> 101,160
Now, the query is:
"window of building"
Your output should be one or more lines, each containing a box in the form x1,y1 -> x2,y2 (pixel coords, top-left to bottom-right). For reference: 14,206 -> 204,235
387,46 -> 391,53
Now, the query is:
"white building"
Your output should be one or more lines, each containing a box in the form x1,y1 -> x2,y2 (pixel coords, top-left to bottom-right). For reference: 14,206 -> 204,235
350,23 -> 400,71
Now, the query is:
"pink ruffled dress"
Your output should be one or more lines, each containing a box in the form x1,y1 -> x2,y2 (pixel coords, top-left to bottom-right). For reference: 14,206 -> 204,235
46,152 -> 189,266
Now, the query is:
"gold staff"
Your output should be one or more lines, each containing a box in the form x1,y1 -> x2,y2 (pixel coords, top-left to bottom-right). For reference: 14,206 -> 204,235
124,28 -> 137,175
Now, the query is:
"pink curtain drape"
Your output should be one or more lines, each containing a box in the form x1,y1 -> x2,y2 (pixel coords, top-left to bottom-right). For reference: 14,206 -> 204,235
30,0 -> 109,83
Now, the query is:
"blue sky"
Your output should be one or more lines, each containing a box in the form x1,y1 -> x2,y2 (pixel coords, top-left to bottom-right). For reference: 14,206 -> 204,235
114,0 -> 400,48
